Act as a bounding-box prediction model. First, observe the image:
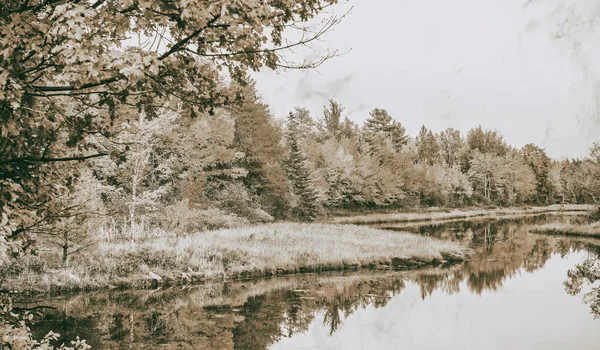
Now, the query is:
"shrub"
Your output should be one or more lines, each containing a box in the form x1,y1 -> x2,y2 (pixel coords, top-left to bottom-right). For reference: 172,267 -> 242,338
157,200 -> 249,234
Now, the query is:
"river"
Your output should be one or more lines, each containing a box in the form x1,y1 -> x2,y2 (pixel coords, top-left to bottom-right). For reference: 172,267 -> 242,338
22,213 -> 600,349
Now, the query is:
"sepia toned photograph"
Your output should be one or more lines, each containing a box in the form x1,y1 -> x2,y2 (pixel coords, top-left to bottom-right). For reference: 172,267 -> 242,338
1,0 -> 600,349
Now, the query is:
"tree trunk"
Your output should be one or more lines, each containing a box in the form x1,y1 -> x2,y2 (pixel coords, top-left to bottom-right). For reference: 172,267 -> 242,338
62,244 -> 69,268
130,173 -> 137,248
130,312 -> 134,348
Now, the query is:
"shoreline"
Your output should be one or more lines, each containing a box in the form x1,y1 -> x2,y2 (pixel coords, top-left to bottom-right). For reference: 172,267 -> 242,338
326,204 -> 594,225
13,254 -> 468,296
7,205 -> 593,295
530,222 -> 600,239
6,223 -> 470,294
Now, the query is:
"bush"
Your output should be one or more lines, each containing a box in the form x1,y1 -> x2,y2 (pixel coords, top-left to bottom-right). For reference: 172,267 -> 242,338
157,200 -> 249,234
214,183 -> 275,223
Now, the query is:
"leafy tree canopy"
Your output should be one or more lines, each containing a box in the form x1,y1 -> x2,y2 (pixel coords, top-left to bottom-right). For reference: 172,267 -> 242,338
0,0 -> 341,260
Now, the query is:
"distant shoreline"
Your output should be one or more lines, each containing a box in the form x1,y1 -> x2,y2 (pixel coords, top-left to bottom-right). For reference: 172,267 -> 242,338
326,204 -> 594,225
531,222 -> 600,239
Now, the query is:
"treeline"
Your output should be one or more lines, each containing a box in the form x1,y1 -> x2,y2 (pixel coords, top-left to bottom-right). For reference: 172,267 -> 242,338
46,83 -> 599,241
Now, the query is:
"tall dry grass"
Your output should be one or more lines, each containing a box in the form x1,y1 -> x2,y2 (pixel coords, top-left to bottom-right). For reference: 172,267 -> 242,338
8,223 -> 467,292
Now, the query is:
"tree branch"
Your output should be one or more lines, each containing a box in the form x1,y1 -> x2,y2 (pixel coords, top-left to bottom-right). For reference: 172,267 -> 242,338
31,76 -> 121,92
0,152 -> 109,166
158,14 -> 222,60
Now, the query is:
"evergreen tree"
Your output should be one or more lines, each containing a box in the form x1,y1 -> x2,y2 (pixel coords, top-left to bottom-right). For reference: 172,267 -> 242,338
231,84 -> 289,218
521,143 -> 552,204
363,108 -> 408,162
466,126 -> 508,156
339,117 -> 359,140
416,126 -> 440,165
390,121 -> 409,152
364,108 -> 393,133
285,112 -> 320,221
292,107 -> 317,141
321,99 -> 344,140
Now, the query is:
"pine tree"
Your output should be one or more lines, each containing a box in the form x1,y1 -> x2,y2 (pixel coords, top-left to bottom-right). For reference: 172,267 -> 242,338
285,112 -> 320,221
231,83 -> 289,218
363,108 -> 408,162
321,99 -> 344,140
466,126 -> 508,156
416,126 -> 440,165
390,121 -> 409,152
339,117 -> 358,140
364,108 -> 393,134
521,143 -> 552,204
292,107 -> 316,141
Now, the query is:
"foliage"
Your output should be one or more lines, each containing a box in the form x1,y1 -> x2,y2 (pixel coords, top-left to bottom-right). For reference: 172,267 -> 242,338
230,84 -> 290,218
465,126 -> 509,157
563,244 -> 600,319
522,143 -> 552,204
416,125 -> 440,166
363,108 -> 408,160
1,294 -> 91,349
0,0 -> 342,268
437,128 -> 464,168
285,111 -> 320,221
319,99 -> 345,141
157,199 -> 250,235
4,0 -> 600,312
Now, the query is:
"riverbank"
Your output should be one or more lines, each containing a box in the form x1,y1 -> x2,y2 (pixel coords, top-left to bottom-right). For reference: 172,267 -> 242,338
327,204 -> 594,225
530,222 -> 600,239
7,223 -> 469,293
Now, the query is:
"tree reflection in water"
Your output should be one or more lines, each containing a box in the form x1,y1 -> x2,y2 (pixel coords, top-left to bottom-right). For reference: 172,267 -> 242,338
560,241 -> 600,319
18,214 -> 599,349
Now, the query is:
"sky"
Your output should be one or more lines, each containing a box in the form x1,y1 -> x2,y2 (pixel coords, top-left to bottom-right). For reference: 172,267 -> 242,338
252,0 -> 600,160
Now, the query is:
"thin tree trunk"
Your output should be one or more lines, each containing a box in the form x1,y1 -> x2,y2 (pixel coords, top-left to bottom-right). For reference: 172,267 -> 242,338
62,245 -> 68,268
130,173 -> 137,248
130,312 -> 134,349
62,232 -> 69,268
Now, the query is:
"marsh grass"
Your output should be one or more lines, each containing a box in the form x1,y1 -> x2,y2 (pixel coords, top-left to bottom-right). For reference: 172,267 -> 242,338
329,204 -> 594,225
530,222 -> 600,239
8,223 -> 467,292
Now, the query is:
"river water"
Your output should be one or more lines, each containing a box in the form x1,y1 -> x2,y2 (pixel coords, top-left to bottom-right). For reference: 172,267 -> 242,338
23,213 -> 600,349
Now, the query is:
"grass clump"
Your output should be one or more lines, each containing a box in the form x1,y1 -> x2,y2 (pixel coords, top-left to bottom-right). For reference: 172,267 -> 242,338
8,223 -> 468,292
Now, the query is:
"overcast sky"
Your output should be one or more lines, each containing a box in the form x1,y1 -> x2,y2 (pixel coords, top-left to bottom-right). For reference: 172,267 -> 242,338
252,0 -> 600,160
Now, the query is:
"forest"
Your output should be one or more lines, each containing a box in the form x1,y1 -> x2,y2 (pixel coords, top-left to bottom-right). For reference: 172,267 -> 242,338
11,90 -> 599,245
4,83 -> 600,272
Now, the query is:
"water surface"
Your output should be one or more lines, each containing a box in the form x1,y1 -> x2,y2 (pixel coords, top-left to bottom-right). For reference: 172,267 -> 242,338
21,214 -> 600,349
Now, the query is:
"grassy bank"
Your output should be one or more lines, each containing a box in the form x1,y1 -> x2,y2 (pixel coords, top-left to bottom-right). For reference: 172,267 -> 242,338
8,223 -> 468,293
530,222 -> 600,239
327,204 -> 594,225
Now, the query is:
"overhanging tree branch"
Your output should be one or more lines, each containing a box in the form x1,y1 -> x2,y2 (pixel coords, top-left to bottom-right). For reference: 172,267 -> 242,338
158,14 -> 222,60
0,152 -> 109,166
